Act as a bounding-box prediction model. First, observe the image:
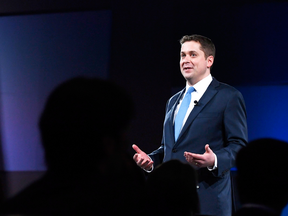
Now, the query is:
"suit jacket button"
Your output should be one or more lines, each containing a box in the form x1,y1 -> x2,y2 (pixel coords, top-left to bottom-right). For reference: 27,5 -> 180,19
172,149 -> 177,153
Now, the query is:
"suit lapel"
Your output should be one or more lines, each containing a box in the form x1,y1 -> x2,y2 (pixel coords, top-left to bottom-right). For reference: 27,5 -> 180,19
167,88 -> 185,143
175,78 -> 220,145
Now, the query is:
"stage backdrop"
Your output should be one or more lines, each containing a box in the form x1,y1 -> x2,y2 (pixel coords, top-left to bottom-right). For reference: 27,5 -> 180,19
0,10 -> 112,171
236,85 -> 288,143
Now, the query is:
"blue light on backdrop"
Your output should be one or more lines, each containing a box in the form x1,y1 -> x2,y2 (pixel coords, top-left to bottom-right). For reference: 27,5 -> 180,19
0,10 -> 112,171
236,85 -> 288,143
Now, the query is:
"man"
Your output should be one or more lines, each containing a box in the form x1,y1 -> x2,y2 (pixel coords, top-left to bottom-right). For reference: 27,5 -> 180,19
0,77 -> 147,215
234,138 -> 288,216
133,34 -> 248,216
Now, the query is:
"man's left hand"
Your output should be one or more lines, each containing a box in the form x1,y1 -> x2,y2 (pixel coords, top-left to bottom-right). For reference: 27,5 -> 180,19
184,144 -> 215,168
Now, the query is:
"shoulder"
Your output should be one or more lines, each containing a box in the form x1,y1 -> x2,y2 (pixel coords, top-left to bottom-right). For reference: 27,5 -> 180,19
170,89 -> 183,100
213,78 -> 239,92
167,88 -> 184,105
212,78 -> 244,98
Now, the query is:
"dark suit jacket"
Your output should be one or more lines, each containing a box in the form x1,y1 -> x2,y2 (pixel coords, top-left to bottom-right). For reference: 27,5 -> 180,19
149,78 -> 248,216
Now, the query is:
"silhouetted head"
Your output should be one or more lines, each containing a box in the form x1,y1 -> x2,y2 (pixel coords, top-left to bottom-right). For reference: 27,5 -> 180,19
236,138 -> 288,212
39,77 -> 135,171
146,160 -> 199,216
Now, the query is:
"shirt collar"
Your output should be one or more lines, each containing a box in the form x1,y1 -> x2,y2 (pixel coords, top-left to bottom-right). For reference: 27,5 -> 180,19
185,74 -> 213,95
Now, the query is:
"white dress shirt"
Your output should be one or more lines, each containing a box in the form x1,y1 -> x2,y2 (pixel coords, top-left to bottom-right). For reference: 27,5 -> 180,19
173,74 -> 213,128
173,74 -> 217,171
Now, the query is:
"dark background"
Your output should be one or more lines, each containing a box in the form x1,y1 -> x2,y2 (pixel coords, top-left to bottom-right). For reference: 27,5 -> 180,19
0,1 -> 288,209
1,0 -> 288,152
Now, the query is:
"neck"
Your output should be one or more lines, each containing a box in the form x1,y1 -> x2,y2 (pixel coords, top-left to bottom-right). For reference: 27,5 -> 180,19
187,73 -> 211,86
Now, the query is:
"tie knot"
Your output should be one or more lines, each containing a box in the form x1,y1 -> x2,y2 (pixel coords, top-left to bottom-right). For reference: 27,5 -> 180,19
187,86 -> 195,94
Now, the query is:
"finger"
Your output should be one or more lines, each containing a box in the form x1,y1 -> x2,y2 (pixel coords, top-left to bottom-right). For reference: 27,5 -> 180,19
139,158 -> 153,169
144,161 -> 154,170
133,154 -> 138,162
188,159 -> 194,164
137,158 -> 145,166
184,152 -> 190,158
205,144 -> 211,153
185,156 -> 194,164
184,152 -> 193,157
141,159 -> 151,167
184,152 -> 190,157
184,154 -> 192,161
186,156 -> 194,162
190,154 -> 203,160
194,159 -> 203,165
194,159 -> 202,164
132,144 -> 143,154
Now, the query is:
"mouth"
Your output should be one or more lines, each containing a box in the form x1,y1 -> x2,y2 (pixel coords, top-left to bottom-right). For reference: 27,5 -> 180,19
183,66 -> 193,71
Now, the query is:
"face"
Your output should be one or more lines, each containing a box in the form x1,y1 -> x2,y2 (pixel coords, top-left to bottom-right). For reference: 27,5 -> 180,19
180,41 -> 214,85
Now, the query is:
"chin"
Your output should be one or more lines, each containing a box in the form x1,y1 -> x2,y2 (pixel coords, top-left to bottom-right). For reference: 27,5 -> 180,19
183,76 -> 195,84
183,74 -> 194,80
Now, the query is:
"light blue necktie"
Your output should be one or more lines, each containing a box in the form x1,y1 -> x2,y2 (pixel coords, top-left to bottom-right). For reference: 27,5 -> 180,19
174,86 -> 195,141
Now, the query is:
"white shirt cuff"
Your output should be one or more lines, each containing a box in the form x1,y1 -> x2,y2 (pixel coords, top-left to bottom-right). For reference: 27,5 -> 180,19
143,155 -> 154,173
207,153 -> 217,171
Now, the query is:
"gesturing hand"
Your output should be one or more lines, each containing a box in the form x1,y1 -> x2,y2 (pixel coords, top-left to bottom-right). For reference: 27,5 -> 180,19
184,144 -> 215,168
132,144 -> 154,171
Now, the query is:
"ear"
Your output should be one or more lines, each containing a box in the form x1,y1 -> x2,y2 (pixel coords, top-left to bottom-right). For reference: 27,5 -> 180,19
207,55 -> 214,68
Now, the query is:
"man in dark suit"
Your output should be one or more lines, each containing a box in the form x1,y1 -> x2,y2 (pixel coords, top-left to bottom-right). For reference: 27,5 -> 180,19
132,34 -> 248,216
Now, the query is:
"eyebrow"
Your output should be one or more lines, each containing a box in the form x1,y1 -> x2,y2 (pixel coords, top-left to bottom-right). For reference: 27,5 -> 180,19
180,50 -> 198,54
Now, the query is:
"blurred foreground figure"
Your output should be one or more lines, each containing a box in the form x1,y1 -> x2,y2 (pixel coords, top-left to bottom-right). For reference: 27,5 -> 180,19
0,77 -> 146,215
234,138 -> 288,216
146,159 -> 200,216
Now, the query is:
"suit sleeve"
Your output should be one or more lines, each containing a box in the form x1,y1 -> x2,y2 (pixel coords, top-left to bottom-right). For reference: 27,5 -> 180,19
148,96 -> 176,167
214,90 -> 248,177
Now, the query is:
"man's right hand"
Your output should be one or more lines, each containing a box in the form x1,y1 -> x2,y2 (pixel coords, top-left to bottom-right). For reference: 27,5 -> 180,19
132,144 -> 154,171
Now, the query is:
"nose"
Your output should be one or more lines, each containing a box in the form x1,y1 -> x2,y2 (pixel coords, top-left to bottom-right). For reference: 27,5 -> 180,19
182,55 -> 191,64
184,54 -> 193,61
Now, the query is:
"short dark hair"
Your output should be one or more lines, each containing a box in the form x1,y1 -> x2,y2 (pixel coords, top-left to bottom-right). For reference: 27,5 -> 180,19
180,34 -> 216,59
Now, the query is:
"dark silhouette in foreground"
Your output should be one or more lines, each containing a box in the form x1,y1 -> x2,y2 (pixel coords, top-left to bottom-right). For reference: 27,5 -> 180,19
0,77 -> 146,215
234,138 -> 288,216
146,159 -> 200,216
